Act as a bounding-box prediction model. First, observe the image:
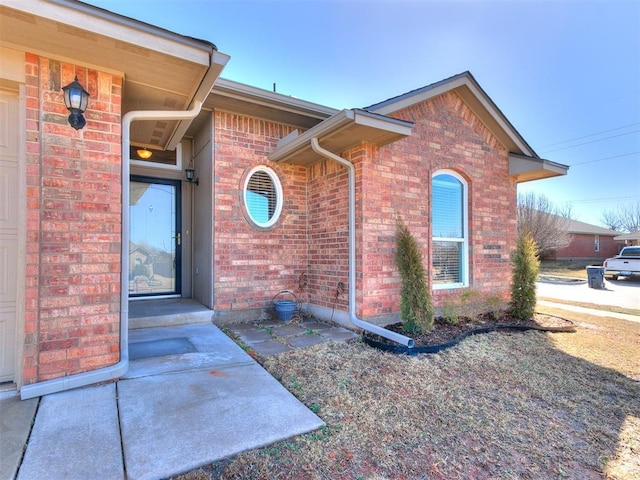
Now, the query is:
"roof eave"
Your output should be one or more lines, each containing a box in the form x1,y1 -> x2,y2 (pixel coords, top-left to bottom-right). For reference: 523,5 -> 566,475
367,71 -> 538,157
269,109 -> 413,165
0,0 -> 230,149
509,153 -> 569,183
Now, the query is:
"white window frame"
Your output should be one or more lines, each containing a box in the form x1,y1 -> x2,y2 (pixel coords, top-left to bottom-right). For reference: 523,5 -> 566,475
432,170 -> 469,290
242,165 -> 283,229
594,235 -> 600,252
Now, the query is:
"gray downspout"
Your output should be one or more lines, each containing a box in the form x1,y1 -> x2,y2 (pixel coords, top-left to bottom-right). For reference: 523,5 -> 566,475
310,138 -> 414,348
20,101 -> 205,400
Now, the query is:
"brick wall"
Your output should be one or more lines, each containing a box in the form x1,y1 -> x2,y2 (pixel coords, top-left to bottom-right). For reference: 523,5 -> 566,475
307,159 -> 350,311
213,90 -> 518,321
212,111 -> 308,312
297,90 -> 517,321
554,233 -> 622,261
23,55 -> 122,384
366,91 -> 516,312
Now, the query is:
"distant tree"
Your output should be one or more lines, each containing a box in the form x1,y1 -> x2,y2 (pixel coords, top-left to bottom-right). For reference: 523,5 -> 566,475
517,192 -> 571,257
600,201 -> 640,233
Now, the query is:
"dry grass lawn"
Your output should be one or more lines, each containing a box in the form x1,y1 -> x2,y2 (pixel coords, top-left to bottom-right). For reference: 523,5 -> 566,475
538,260 -> 601,280
175,307 -> 640,479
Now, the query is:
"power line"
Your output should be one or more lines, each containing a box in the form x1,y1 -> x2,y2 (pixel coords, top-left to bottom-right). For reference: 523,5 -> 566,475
568,195 -> 640,205
569,151 -> 640,167
538,122 -> 640,149
540,129 -> 640,154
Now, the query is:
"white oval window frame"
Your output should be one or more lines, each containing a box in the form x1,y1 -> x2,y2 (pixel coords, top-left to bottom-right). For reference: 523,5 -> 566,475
242,165 -> 283,229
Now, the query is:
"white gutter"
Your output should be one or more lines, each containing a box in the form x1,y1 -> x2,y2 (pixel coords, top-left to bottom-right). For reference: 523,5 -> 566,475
310,138 -> 414,348
20,101 -> 205,400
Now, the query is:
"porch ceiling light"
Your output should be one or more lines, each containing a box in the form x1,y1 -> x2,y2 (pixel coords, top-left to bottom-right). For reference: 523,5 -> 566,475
185,166 -> 199,186
62,76 -> 89,130
136,148 -> 153,159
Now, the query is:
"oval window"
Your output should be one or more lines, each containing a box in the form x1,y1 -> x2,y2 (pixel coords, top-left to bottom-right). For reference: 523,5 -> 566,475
243,166 -> 283,228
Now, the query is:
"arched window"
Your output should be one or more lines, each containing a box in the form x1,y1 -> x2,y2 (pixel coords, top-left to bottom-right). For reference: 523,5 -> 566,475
432,171 -> 468,288
243,166 -> 283,228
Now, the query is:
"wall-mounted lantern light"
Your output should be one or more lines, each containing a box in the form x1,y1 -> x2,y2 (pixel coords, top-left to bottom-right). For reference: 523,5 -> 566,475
185,166 -> 199,186
62,76 -> 89,130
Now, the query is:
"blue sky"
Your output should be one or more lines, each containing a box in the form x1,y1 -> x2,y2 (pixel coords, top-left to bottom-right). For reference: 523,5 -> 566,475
87,0 -> 640,229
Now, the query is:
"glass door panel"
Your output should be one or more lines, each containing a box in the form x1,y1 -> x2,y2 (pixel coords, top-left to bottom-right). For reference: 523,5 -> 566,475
129,177 -> 181,296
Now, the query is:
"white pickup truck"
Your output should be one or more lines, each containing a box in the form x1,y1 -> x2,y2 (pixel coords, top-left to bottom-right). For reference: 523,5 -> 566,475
603,246 -> 640,280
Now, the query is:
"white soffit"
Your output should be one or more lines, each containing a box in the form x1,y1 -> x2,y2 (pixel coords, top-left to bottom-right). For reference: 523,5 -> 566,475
0,0 -> 229,148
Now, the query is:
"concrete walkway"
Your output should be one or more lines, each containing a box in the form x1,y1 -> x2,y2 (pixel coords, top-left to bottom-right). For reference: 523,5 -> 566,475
2,321 -> 328,480
537,278 -> 640,324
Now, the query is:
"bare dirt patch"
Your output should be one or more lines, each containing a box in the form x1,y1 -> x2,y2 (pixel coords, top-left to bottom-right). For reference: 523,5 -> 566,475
175,309 -> 640,480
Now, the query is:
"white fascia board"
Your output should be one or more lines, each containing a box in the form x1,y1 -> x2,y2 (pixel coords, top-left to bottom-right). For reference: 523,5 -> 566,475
509,153 -> 569,182
351,108 -> 414,135
369,72 -> 536,157
269,109 -> 354,162
2,0 -> 213,65
215,78 -> 339,118
166,50 -> 230,150
369,75 -> 469,116
269,109 -> 412,163
461,80 -> 534,156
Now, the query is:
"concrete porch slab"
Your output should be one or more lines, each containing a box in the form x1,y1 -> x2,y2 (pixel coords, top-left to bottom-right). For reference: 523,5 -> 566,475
14,322 -> 323,480
124,322 -> 257,380
118,363 -> 323,480
16,383 -> 123,480
0,392 -> 38,480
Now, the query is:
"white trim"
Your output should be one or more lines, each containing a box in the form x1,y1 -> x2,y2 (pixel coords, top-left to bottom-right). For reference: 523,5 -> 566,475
1,0 -> 213,65
432,170 -> 469,290
15,85 -> 25,389
242,166 -> 283,229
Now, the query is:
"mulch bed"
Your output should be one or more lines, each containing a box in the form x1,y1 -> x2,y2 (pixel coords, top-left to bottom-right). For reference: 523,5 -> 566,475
363,311 -> 575,354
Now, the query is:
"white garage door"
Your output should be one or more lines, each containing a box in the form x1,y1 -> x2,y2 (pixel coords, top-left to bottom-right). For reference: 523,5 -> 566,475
0,90 -> 19,383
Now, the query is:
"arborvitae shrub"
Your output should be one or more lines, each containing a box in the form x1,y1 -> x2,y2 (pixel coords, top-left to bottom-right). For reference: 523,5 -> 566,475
509,231 -> 539,320
395,217 -> 434,333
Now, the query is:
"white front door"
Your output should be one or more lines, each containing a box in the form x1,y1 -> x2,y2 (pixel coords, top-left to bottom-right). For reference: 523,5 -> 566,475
0,90 -> 19,383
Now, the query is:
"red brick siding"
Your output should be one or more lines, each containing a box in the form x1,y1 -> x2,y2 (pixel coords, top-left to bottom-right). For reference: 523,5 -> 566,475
292,91 -> 516,321
23,55 -> 122,384
554,233 -> 622,261
212,111 -> 307,311
354,91 -> 516,317
307,159 -> 350,311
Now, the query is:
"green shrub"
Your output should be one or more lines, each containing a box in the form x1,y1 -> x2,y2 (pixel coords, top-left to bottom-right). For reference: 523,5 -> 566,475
395,216 -> 434,333
484,294 -> 505,320
509,232 -> 539,320
441,301 -> 459,325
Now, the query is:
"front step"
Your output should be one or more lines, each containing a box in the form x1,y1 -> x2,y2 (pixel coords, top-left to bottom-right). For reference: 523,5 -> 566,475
129,299 -> 213,329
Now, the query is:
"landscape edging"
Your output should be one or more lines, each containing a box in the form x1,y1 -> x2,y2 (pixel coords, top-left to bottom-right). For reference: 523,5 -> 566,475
362,320 -> 576,356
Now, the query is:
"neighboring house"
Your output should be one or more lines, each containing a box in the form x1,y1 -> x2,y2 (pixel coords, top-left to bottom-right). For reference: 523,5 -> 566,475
0,0 -> 568,399
549,218 -> 622,261
614,231 -> 640,246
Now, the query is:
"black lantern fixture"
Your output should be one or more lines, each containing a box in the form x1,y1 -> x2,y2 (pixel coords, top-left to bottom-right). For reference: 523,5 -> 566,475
185,166 -> 199,186
62,76 -> 89,130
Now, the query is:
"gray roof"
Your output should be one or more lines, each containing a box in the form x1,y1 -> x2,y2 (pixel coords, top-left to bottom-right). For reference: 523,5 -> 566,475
614,231 -> 640,241
564,217 -> 621,236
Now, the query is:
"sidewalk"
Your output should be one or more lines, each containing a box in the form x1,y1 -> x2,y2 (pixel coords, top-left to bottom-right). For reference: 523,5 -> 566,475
536,278 -> 640,324
538,300 -> 640,324
1,321 -> 329,480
